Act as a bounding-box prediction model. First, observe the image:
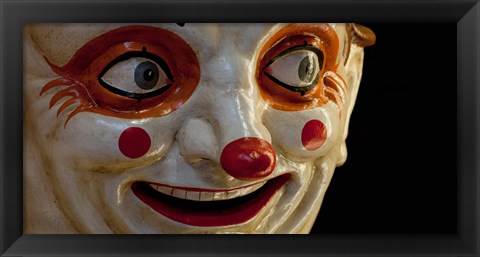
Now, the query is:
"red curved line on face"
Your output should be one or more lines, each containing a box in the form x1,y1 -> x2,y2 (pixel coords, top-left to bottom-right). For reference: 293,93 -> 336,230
323,74 -> 347,112
41,25 -> 200,124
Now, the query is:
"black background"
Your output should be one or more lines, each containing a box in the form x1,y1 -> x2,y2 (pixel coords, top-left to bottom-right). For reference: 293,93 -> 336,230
311,23 -> 457,234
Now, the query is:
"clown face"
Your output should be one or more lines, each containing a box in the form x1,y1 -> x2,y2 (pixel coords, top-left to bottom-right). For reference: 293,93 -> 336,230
24,23 -> 374,233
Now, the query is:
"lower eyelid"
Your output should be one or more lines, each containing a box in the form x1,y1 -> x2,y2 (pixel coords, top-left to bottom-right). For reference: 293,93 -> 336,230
98,78 -> 173,100
263,71 -> 319,93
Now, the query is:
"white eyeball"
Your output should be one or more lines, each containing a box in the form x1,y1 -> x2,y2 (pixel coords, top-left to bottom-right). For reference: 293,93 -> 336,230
264,47 -> 324,93
99,55 -> 173,100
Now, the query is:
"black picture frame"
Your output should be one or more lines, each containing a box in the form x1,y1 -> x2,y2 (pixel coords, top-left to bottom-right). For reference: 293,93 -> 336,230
1,0 -> 478,256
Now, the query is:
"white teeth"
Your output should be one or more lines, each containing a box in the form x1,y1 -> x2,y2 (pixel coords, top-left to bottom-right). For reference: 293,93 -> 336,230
156,185 -> 173,195
171,189 -> 186,199
185,191 -> 200,201
200,192 -> 214,201
147,182 -> 266,201
212,192 -> 226,201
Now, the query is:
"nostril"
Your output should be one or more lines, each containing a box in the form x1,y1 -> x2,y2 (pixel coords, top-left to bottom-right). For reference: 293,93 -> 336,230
220,137 -> 276,181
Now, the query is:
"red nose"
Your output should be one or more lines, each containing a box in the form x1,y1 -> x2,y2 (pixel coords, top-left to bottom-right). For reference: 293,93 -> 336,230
220,137 -> 276,181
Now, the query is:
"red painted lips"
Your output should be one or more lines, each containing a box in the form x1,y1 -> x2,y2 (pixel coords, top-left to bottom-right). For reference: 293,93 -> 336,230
131,174 -> 291,227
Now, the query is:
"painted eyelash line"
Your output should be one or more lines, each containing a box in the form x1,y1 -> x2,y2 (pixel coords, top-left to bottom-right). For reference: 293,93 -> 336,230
40,76 -> 92,128
323,71 -> 348,116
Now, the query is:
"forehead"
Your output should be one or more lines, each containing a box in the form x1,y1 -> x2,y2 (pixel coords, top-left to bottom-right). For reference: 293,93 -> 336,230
26,23 -> 346,66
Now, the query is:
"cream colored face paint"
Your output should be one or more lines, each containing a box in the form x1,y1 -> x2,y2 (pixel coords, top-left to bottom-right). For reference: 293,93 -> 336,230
23,23 -> 373,234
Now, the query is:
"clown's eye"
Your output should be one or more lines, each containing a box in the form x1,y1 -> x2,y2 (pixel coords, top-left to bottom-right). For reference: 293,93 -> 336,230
99,53 -> 174,100
263,46 -> 324,93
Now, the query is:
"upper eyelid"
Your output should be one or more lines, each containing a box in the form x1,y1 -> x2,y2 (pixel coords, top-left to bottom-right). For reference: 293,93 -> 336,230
97,50 -> 174,82
262,45 -> 323,70
258,24 -> 340,75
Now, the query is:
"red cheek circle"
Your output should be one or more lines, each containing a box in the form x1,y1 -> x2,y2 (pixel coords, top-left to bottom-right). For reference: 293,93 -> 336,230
301,119 -> 327,151
118,127 -> 151,159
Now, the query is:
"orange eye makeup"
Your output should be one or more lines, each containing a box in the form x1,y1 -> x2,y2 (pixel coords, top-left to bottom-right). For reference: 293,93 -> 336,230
256,24 -> 345,112
40,25 -> 200,127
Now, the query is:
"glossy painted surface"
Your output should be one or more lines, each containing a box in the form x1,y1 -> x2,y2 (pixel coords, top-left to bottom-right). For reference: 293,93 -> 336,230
301,120 -> 327,151
220,137 -> 276,180
40,26 -> 201,125
24,23 -> 375,234
118,127 -> 151,159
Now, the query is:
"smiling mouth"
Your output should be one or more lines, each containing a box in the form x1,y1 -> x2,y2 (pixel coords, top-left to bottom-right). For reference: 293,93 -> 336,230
131,173 -> 291,227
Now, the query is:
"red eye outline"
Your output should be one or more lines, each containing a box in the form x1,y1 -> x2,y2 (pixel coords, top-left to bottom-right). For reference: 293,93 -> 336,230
40,25 -> 200,127
256,24 -> 346,112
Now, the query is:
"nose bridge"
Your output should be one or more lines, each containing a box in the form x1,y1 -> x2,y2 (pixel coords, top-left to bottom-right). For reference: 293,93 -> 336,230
200,44 -> 270,148
203,41 -> 250,91
210,89 -> 270,149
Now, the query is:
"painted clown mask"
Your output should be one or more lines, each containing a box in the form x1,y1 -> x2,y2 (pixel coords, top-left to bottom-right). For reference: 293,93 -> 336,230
24,23 -> 375,234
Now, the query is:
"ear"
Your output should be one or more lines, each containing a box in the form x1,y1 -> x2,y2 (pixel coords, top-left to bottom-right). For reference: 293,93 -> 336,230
336,24 -> 375,167
348,23 -> 376,48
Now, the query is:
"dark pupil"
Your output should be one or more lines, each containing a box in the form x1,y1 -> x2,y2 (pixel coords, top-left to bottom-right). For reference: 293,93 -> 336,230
298,56 -> 316,82
134,61 -> 159,90
144,69 -> 155,81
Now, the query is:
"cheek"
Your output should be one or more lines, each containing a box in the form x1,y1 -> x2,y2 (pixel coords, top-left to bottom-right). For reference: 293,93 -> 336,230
118,127 -> 151,159
301,119 -> 327,151
264,102 -> 341,160
42,113 -> 178,171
